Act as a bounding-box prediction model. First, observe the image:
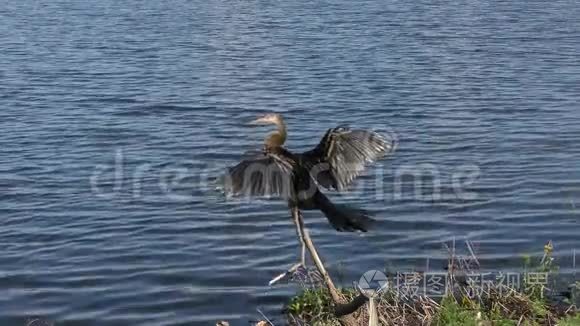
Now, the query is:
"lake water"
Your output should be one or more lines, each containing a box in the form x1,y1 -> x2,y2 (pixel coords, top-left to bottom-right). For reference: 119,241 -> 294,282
1,0 -> 579,324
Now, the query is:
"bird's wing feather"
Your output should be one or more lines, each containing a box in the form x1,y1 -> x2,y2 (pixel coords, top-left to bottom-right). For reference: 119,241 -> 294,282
223,153 -> 295,199
302,127 -> 393,191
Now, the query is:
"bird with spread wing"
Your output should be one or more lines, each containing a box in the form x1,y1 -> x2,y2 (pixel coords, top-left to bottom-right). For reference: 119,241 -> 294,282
221,113 -> 394,276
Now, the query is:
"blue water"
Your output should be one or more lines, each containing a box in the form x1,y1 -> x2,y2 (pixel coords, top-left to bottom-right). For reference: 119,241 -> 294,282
1,0 -> 580,324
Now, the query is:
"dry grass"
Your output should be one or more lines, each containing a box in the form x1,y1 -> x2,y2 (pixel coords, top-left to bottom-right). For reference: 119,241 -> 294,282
284,241 -> 579,326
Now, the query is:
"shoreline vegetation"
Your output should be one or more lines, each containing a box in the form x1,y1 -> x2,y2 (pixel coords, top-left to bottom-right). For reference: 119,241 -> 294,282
283,240 -> 579,326
286,282 -> 579,325
217,239 -> 579,326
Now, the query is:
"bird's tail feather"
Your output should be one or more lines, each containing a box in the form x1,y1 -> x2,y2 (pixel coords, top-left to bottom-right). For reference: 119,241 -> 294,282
314,192 -> 375,232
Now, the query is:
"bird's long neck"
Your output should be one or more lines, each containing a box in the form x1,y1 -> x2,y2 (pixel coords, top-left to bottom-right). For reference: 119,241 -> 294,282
265,118 -> 287,149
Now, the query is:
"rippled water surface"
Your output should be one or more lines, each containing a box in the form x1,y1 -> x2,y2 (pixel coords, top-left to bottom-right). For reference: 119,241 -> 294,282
1,0 -> 580,324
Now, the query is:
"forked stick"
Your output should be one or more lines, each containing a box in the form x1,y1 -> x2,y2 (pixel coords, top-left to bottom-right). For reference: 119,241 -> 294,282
291,207 -> 358,326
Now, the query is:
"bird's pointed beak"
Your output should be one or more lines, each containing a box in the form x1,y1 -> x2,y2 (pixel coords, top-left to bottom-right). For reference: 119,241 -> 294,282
249,116 -> 268,125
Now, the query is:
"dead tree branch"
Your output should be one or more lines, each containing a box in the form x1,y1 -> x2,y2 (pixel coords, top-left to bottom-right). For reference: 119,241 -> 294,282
291,207 -> 360,326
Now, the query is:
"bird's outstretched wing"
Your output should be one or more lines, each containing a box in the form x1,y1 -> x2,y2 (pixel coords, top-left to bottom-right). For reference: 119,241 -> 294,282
301,127 -> 393,191
222,153 -> 295,199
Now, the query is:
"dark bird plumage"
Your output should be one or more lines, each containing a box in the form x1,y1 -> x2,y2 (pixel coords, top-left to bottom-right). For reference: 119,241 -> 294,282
222,113 -> 393,232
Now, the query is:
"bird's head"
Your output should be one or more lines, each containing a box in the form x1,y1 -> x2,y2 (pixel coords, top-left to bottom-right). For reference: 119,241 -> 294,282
250,113 -> 284,126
